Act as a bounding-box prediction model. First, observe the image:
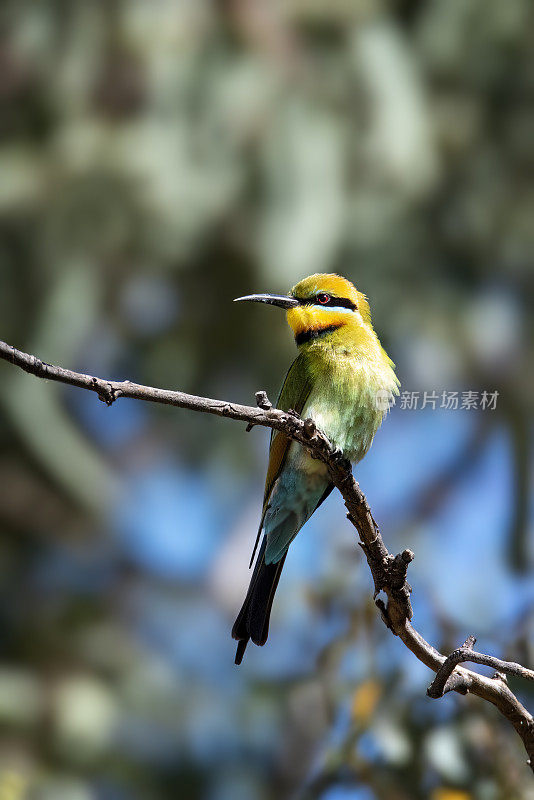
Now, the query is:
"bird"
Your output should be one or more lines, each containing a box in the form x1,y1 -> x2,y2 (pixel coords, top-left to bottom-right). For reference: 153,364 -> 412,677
231,273 -> 399,664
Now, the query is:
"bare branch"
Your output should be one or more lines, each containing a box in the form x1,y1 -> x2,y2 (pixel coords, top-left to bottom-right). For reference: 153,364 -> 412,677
428,635 -> 534,698
1,337 -> 533,772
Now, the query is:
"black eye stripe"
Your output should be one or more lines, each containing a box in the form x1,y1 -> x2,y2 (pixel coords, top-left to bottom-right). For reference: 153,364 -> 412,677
292,295 -> 356,311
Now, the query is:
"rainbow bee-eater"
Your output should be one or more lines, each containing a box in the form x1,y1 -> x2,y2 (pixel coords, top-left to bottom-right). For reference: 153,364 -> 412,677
232,273 -> 399,664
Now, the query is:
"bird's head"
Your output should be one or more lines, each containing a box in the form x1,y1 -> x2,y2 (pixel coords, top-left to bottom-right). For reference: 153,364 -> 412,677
234,273 -> 372,347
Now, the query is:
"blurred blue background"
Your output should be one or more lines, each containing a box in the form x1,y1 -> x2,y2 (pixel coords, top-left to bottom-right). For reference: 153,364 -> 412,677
0,2 -> 532,799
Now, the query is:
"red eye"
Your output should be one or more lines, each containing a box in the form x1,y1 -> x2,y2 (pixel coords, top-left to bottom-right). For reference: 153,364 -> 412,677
316,293 -> 330,305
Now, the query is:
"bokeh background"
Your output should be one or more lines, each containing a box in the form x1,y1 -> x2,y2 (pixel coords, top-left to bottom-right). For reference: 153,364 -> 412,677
0,2 -> 533,799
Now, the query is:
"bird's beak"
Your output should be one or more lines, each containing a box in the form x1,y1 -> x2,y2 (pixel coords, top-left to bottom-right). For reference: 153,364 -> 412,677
233,293 -> 299,309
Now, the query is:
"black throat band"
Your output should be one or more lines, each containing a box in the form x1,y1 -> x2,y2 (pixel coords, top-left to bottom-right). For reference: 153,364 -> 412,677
295,324 -> 343,346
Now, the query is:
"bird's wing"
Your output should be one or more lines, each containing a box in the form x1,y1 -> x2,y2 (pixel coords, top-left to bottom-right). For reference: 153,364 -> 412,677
265,353 -> 313,500
248,353 -> 313,567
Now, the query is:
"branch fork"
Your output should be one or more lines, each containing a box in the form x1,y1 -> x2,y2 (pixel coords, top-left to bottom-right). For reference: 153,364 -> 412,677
428,635 -> 534,699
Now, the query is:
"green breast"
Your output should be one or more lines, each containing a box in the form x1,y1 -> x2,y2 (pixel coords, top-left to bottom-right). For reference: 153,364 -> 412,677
301,340 -> 399,462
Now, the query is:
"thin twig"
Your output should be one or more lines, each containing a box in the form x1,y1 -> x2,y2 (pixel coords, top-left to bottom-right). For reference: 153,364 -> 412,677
1,337 -> 533,773
428,635 -> 534,698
